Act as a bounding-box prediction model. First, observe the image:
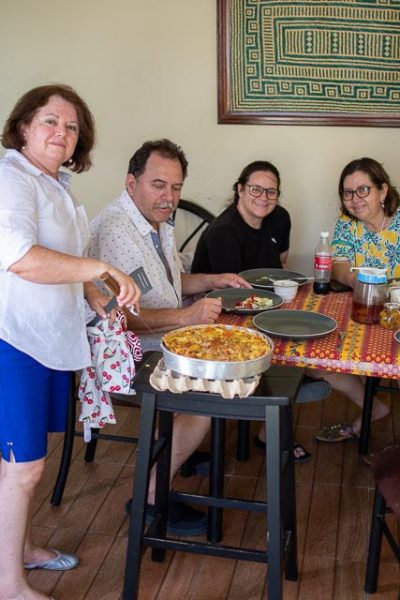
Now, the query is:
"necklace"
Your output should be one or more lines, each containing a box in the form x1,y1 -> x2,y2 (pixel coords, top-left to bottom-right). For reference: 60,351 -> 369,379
380,214 -> 386,233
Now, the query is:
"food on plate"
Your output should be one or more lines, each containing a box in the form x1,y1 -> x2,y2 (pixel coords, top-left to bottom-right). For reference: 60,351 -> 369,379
234,295 -> 274,310
162,325 -> 270,362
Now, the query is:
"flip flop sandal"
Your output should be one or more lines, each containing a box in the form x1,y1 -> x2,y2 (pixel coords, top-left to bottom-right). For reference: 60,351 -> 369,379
315,422 -> 360,443
293,443 -> 312,463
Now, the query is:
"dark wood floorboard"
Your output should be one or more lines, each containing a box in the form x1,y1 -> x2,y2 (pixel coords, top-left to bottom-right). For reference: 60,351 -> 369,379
31,388 -> 400,599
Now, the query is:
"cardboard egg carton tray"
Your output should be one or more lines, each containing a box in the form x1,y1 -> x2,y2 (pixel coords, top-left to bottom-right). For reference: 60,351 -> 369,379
149,359 -> 260,399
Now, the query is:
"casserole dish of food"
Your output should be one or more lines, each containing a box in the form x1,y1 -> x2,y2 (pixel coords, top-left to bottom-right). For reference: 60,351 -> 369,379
161,324 -> 273,380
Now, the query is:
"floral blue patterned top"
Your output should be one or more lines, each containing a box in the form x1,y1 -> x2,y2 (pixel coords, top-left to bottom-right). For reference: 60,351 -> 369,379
332,209 -> 400,280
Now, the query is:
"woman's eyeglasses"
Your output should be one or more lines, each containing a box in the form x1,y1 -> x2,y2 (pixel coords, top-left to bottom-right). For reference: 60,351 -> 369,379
246,184 -> 279,200
342,185 -> 375,202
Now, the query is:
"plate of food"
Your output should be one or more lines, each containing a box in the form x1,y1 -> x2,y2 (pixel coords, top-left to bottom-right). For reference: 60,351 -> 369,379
253,309 -> 337,339
239,268 -> 309,289
206,288 -> 283,314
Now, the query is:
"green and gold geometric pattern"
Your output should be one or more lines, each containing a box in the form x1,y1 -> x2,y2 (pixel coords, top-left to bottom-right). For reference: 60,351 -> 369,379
229,0 -> 400,116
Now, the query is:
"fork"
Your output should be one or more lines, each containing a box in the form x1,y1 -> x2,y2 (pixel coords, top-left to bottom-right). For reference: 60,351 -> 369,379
336,331 -> 346,351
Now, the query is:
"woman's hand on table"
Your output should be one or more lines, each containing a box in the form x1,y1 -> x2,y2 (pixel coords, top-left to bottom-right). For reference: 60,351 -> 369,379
332,259 -> 356,289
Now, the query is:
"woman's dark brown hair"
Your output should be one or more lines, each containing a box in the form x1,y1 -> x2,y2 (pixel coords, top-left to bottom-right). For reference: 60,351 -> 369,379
339,157 -> 400,218
232,160 -> 281,204
1,84 -> 95,173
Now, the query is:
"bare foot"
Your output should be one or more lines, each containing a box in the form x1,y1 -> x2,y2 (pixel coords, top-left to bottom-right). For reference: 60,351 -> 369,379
23,547 -> 58,566
352,402 -> 390,435
0,585 -> 52,600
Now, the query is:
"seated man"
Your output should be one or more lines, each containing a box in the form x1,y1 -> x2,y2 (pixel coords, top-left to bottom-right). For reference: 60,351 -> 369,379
89,138 -> 250,536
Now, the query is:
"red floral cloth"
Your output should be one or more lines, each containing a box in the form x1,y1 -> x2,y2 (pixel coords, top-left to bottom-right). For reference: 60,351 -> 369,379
78,312 -> 142,439
219,284 -> 400,379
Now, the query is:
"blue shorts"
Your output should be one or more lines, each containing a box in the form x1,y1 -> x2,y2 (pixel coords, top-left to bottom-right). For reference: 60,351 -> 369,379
0,340 -> 72,462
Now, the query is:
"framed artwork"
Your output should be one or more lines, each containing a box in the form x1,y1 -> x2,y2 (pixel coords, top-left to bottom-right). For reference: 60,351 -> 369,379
217,0 -> 400,126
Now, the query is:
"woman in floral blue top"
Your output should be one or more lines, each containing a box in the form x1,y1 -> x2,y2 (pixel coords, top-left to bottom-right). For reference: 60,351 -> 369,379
332,156 -> 400,284
315,157 -> 399,444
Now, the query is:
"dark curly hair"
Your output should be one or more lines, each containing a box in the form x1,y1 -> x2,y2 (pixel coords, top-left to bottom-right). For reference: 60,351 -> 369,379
339,157 -> 399,218
1,83 -> 96,173
232,160 -> 281,204
127,138 -> 188,179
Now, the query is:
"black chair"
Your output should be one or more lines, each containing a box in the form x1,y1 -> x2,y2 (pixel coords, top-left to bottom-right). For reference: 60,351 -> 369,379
51,371 -> 141,506
359,378 -> 399,455
172,198 -> 214,254
365,445 -> 400,593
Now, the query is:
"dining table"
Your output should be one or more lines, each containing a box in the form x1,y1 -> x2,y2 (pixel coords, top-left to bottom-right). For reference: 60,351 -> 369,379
218,282 -> 400,455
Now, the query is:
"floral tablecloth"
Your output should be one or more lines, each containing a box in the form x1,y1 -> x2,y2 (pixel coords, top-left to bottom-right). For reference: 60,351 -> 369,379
218,284 -> 400,379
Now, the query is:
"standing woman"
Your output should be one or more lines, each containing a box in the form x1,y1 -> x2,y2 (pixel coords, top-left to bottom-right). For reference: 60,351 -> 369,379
0,84 -> 140,600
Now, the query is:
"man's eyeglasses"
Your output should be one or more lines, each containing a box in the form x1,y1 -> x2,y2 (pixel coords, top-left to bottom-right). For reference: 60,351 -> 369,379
342,185 -> 375,202
246,184 -> 279,200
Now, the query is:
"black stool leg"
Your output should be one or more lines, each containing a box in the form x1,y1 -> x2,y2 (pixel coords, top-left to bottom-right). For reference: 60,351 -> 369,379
152,408 -> 173,562
365,487 -> 386,593
123,392 -> 157,600
265,404 -> 283,599
208,417 -> 225,543
281,406 -> 298,581
359,376 -> 380,455
51,374 -> 76,506
236,420 -> 250,461
84,432 -> 99,462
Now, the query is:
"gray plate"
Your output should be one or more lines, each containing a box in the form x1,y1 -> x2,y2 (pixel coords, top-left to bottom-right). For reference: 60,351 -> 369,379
206,288 -> 283,314
394,330 -> 400,343
253,309 -> 337,339
239,268 -> 308,289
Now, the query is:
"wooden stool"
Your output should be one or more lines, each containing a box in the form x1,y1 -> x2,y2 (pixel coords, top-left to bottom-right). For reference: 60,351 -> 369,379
122,352 -> 302,600
365,445 -> 400,593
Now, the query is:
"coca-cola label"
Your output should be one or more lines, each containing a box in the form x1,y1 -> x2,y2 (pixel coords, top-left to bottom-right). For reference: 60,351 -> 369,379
315,256 -> 332,270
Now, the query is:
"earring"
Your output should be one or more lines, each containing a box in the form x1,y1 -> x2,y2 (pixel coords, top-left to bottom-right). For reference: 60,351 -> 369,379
67,158 -> 74,166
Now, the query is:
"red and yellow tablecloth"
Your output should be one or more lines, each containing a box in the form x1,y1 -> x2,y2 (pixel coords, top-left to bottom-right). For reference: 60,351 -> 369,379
218,284 -> 400,379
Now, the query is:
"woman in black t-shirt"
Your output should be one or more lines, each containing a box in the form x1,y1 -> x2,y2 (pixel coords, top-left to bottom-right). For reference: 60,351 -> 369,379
192,160 -> 290,274
192,161 -> 321,463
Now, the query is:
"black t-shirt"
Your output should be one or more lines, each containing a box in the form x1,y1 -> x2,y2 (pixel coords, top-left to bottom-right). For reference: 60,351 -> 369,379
191,203 -> 291,274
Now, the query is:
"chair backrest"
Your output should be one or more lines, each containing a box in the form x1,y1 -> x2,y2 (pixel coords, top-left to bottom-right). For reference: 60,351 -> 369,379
172,199 -> 215,254
372,445 -> 400,519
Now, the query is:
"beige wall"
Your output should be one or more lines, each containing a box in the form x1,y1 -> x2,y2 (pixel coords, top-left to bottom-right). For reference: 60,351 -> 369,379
1,0 -> 399,273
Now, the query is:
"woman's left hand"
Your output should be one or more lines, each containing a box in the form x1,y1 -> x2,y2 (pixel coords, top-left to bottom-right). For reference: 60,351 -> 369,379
106,266 -> 141,312
84,282 -> 116,321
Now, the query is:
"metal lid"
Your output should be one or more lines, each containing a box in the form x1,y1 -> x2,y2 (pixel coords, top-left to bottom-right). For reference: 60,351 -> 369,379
357,268 -> 387,284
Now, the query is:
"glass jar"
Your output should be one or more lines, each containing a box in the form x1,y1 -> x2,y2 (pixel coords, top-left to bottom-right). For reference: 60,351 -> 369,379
351,268 -> 388,324
379,303 -> 400,330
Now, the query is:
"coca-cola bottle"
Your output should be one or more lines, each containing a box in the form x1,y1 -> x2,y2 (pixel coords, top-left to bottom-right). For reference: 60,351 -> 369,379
313,231 -> 332,294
